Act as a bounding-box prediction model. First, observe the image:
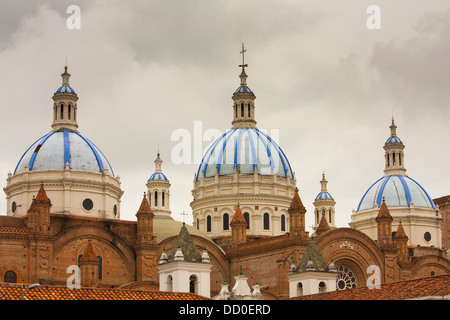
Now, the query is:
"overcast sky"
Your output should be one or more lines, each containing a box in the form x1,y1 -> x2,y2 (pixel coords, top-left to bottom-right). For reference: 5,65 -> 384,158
0,0 -> 449,232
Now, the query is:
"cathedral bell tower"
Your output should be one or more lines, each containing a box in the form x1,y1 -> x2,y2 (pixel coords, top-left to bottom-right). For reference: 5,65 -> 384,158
231,43 -> 257,129
51,66 -> 79,132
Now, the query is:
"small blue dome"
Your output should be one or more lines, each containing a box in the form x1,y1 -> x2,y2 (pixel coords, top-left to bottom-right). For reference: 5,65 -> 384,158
14,130 -> 114,176
55,85 -> 76,94
385,136 -> 402,144
196,127 -> 294,181
315,192 -> 334,201
357,175 -> 435,212
234,86 -> 253,94
148,172 -> 169,181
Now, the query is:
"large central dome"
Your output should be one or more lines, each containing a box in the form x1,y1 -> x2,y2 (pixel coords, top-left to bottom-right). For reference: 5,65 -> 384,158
196,127 -> 294,181
14,130 -> 114,176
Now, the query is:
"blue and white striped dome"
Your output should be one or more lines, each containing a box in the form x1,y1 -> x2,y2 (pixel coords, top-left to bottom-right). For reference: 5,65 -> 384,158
315,191 -> 334,201
14,130 -> 114,176
385,136 -> 402,144
148,172 -> 169,181
55,85 -> 76,94
196,127 -> 294,181
234,85 -> 253,94
357,175 -> 435,212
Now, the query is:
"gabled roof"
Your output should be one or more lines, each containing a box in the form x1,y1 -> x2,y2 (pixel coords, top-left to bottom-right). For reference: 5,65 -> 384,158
0,283 -> 209,300
291,273 -> 450,300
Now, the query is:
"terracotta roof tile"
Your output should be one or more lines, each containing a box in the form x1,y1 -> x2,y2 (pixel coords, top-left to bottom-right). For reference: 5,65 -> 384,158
80,241 -> 97,261
376,198 -> 392,221
291,273 -> 450,300
0,283 -> 210,300
315,215 -> 330,235
395,220 -> 407,239
137,193 -> 153,215
230,204 -> 246,225
289,188 -> 305,211
35,183 -> 51,205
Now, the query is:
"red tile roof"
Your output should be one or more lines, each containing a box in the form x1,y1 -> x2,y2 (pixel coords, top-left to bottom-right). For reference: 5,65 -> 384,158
289,188 -> 305,211
230,204 -> 246,225
137,193 -> 153,215
315,215 -> 330,235
0,283 -> 210,300
376,199 -> 393,221
291,273 -> 450,300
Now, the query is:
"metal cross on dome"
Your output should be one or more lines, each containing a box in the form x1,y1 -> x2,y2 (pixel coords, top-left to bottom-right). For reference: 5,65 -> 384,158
239,43 -> 248,71
180,211 -> 188,224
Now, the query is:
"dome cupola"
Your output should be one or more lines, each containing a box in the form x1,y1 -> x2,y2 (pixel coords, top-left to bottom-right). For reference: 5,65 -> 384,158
52,66 -> 79,132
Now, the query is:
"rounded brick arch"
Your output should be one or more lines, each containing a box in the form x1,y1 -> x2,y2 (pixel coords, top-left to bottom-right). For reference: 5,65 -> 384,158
158,234 -> 229,295
315,228 -> 385,286
411,255 -> 450,278
52,224 -> 135,286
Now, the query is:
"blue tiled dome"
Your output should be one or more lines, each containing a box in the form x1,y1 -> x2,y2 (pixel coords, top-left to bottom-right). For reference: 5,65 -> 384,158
14,130 -> 114,176
385,136 -> 402,144
357,175 -> 435,212
315,191 -> 334,201
55,85 -> 76,94
234,85 -> 253,94
148,172 -> 169,181
196,127 -> 294,181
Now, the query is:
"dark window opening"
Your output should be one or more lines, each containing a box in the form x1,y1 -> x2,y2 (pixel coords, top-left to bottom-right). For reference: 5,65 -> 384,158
244,212 -> 250,229
223,213 -> 229,230
263,213 -> 270,230
207,215 -> 211,232
281,214 -> 286,231
4,271 -> 17,283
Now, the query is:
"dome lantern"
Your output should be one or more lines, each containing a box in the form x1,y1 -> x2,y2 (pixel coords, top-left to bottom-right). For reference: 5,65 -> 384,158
231,43 -> 257,129
383,117 -> 406,176
51,66 -> 79,132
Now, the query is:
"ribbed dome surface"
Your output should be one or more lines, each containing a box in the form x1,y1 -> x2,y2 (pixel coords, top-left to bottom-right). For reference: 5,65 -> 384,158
357,175 -> 435,212
148,172 -> 169,181
55,85 -> 76,94
196,127 -> 293,181
315,191 -> 334,201
14,130 -> 114,176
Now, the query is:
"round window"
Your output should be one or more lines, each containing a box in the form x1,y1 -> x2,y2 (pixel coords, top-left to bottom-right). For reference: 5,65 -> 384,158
336,265 -> 357,290
82,198 -> 94,211
424,232 -> 432,242
11,202 -> 17,214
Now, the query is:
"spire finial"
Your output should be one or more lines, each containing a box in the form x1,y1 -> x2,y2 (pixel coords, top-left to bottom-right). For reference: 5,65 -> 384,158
239,43 -> 247,72
61,65 -> 71,86
239,43 -> 248,86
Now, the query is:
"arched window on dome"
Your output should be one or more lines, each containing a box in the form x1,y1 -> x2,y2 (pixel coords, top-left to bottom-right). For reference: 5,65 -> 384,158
223,213 -> 229,231
206,215 -> 212,232
154,191 -> 158,207
68,104 -> 71,120
241,103 -> 244,117
244,212 -> 250,229
281,214 -> 286,231
196,218 -> 199,230
162,191 -> 165,207
263,213 -> 270,230
60,104 -> 64,119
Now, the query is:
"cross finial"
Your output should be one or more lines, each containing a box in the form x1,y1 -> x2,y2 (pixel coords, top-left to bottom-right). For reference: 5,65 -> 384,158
239,43 -> 248,71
